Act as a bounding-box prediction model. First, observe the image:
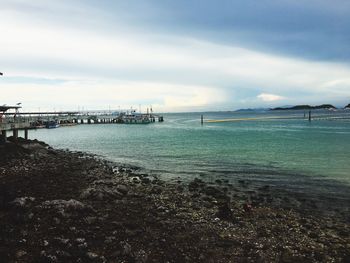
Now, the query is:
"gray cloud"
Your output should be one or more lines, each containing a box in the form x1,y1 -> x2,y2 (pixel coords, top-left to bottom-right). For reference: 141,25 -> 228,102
88,0 -> 350,62
1,0 -> 350,111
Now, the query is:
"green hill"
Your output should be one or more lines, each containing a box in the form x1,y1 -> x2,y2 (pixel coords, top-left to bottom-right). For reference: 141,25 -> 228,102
272,104 -> 337,111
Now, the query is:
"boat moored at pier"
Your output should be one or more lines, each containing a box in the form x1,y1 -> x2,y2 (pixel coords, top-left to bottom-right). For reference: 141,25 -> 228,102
119,110 -> 154,124
45,120 -> 60,129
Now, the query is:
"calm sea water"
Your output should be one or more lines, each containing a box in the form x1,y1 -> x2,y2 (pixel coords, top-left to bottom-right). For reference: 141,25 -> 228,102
28,111 -> 350,191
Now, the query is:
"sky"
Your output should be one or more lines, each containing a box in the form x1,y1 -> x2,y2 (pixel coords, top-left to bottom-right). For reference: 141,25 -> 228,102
1,0 -> 350,112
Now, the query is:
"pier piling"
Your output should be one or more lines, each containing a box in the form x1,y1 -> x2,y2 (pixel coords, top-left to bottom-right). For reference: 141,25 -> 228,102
0,130 -> 7,144
308,110 -> 312,122
13,129 -> 18,140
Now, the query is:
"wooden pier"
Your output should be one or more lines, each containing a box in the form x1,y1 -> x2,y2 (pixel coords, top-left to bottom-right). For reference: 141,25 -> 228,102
0,106 -> 31,143
12,111 -> 165,125
0,107 -> 164,144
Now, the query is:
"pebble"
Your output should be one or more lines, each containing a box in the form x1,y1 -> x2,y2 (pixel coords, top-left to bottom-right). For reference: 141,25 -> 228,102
86,252 -> 99,259
15,250 -> 27,258
120,241 -> 132,255
134,249 -> 148,263
116,184 -> 129,195
11,197 -> 35,208
141,177 -> 151,184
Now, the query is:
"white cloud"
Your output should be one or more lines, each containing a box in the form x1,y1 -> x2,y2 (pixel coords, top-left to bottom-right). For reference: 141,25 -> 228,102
1,2 -> 350,111
0,80 -> 225,112
257,93 -> 285,102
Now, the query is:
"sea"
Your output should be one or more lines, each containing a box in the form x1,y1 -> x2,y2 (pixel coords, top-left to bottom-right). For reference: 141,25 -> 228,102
27,110 -> 350,200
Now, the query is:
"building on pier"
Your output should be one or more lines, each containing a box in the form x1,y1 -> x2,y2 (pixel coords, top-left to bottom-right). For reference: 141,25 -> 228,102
0,105 -> 31,144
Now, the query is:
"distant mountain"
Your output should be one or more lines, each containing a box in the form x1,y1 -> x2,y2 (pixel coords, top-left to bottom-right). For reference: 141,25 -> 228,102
271,104 -> 337,111
345,104 -> 350,109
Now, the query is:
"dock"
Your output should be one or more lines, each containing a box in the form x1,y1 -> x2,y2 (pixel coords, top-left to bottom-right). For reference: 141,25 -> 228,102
0,106 -> 31,143
0,107 -> 164,144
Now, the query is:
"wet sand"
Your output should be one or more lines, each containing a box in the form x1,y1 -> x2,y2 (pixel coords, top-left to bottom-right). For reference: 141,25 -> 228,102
0,138 -> 349,262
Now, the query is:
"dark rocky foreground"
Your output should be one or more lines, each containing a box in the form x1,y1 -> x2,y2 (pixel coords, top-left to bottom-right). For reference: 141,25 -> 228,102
0,139 -> 349,262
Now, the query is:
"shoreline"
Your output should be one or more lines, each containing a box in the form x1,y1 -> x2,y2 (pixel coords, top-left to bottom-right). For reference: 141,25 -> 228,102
0,139 -> 349,262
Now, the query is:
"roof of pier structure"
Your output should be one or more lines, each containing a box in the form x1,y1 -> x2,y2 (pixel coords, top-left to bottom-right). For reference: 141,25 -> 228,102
0,106 -> 21,112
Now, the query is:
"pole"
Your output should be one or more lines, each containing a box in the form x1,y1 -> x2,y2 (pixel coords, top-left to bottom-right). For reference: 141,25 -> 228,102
13,129 -> 18,140
308,110 -> 311,122
0,130 -> 7,144
201,115 -> 204,125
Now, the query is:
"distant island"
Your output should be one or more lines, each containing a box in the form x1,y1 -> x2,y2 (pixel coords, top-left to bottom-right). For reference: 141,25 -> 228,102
271,104 -> 337,111
236,103 -> 350,112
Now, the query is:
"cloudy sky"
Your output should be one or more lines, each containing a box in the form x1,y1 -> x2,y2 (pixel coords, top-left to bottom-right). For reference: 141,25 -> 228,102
1,0 -> 350,112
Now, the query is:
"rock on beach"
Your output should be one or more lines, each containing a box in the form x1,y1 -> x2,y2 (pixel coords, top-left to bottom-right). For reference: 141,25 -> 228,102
0,140 -> 349,262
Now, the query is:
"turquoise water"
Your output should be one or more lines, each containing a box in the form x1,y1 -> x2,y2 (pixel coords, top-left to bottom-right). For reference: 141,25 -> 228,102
28,111 -> 350,189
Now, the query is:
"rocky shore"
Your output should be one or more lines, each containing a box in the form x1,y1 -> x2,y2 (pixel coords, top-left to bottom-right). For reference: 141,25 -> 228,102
0,139 -> 349,262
